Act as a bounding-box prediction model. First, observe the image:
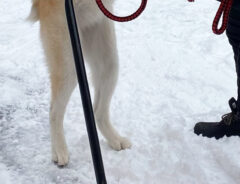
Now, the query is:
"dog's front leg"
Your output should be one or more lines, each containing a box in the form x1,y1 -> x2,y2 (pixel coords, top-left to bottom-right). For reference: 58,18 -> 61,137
49,69 -> 77,166
41,24 -> 77,167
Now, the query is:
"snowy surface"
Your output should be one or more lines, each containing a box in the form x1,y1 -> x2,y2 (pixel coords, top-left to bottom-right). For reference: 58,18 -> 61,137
1,0 -> 240,184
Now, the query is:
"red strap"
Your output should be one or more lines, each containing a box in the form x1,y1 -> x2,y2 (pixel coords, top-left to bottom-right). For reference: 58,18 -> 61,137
188,0 -> 233,35
95,0 -> 148,22
212,0 -> 233,35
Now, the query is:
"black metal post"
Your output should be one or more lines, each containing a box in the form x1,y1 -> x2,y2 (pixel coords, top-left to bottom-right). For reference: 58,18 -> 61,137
65,1 -> 107,184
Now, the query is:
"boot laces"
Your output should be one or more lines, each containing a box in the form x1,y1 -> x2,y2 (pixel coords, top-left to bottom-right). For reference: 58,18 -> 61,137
221,113 -> 234,125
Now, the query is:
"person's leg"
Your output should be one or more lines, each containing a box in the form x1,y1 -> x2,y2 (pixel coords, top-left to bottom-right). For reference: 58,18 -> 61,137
227,19 -> 240,108
233,43 -> 240,107
194,13 -> 240,139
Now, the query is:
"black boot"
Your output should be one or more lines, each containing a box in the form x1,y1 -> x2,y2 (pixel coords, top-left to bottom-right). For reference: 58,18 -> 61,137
194,98 -> 240,139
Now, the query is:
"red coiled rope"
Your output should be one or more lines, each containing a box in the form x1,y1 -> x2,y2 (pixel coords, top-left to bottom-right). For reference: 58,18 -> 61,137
212,0 -> 233,35
95,0 -> 148,22
188,0 -> 233,35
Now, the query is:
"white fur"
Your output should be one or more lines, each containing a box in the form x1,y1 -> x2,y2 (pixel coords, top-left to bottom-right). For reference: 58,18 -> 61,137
30,0 -> 131,166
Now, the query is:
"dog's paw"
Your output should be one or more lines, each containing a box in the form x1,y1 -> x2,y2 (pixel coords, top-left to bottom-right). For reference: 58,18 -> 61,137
52,147 -> 69,166
108,137 -> 132,151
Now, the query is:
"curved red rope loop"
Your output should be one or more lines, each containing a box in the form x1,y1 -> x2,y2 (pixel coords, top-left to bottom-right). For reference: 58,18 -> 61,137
212,0 -> 233,35
188,0 -> 233,35
96,0 -> 148,22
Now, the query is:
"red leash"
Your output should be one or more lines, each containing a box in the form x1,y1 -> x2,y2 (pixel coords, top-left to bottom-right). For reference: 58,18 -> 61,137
188,0 -> 233,35
212,0 -> 233,34
95,0 -> 148,22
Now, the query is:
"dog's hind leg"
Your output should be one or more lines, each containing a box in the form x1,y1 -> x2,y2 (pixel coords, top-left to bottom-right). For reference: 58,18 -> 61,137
82,20 -> 131,151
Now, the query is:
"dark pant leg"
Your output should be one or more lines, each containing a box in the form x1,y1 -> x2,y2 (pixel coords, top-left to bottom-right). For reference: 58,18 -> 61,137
236,45 -> 240,108
226,16 -> 240,108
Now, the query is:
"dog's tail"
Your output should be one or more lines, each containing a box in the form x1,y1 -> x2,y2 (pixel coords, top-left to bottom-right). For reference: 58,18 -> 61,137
27,0 -> 39,22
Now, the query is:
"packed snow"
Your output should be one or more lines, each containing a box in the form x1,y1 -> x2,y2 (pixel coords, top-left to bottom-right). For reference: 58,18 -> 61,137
1,0 -> 240,184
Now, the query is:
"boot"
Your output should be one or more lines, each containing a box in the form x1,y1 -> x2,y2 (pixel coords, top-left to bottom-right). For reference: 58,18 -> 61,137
194,98 -> 240,139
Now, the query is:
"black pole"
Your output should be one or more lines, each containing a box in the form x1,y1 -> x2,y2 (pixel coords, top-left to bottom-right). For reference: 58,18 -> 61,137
65,1 -> 107,184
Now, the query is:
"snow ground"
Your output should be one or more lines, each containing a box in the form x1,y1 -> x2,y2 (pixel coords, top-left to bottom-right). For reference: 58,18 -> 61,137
1,0 -> 240,184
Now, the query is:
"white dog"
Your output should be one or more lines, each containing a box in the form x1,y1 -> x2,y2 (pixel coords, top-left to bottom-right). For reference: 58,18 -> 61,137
29,0 -> 131,166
